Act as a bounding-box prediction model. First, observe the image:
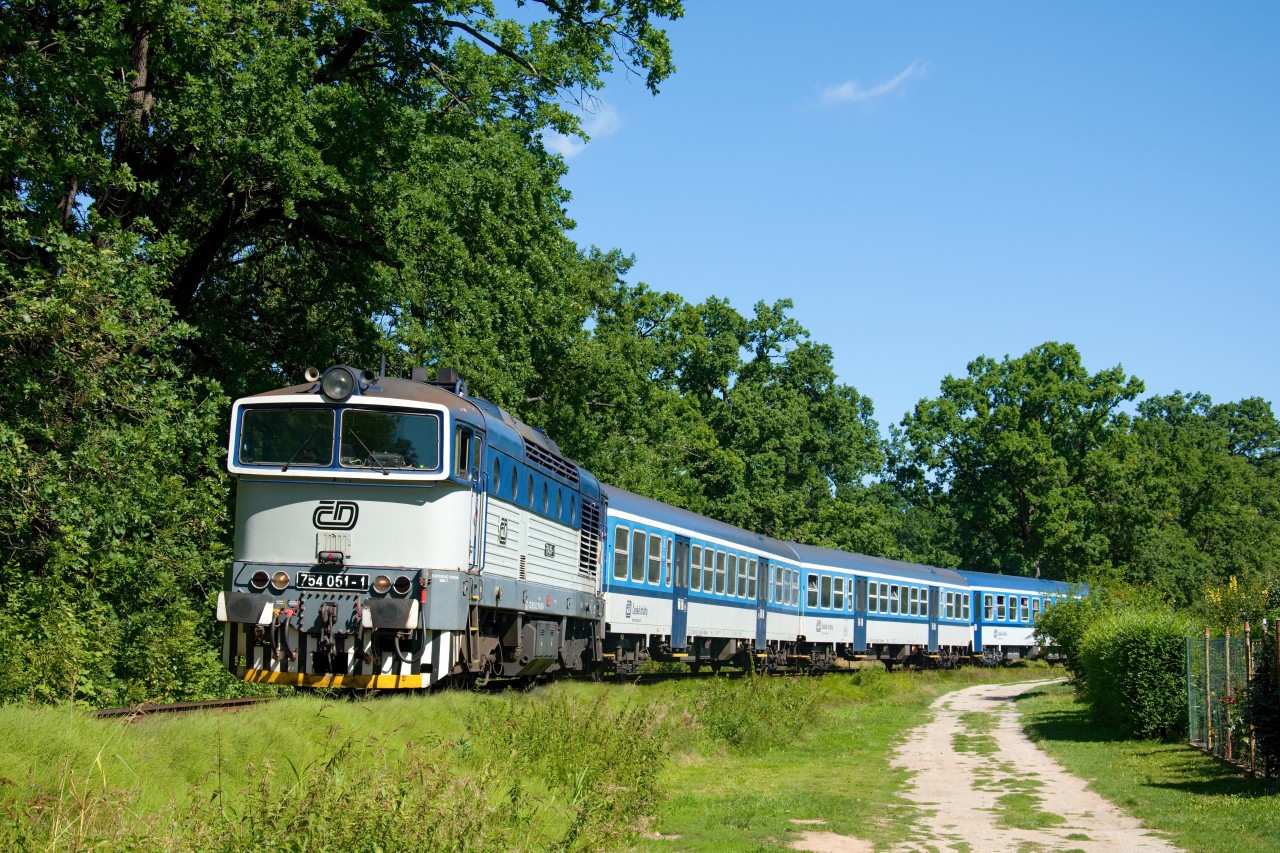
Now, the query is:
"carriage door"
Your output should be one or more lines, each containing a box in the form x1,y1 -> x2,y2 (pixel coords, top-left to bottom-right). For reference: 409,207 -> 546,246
755,558 -> 769,649
927,585 -> 939,652
854,578 -> 868,652
459,428 -> 487,571
671,536 -> 690,650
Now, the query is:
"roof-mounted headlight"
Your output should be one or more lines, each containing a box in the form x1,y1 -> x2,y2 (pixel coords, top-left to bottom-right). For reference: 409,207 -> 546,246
321,367 -> 357,402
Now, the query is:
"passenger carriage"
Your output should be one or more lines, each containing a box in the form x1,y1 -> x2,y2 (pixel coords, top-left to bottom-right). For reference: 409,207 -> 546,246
958,570 -> 1076,663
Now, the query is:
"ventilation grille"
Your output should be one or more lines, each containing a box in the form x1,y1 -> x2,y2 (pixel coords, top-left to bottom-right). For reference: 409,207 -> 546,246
577,499 -> 602,578
519,555 -> 527,581
523,439 -> 580,484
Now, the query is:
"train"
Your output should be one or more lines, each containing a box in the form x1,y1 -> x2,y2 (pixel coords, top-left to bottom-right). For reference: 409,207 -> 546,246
216,364 -> 1079,689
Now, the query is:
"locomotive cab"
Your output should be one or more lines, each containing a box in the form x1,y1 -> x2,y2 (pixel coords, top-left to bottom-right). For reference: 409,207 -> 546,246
217,365 -> 606,689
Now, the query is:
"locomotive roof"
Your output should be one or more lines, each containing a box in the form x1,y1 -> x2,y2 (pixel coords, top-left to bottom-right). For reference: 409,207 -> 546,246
788,542 -> 969,586
603,486 -> 801,562
244,372 -> 601,500
954,569 -> 1080,595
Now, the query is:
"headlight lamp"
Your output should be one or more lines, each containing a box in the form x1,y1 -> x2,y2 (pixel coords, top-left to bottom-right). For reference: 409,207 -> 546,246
250,570 -> 270,591
270,571 -> 290,591
320,367 -> 357,402
393,576 -> 412,596
373,575 -> 392,594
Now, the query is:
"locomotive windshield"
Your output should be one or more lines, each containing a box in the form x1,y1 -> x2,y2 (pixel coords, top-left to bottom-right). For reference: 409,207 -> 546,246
239,408 -> 335,467
339,409 -> 440,471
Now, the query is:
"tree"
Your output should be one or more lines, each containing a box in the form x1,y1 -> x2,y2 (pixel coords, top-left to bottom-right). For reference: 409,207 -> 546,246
3,0 -> 683,395
897,342 -> 1143,579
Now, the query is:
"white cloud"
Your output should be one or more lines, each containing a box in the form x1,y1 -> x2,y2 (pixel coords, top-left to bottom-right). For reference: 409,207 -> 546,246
819,61 -> 929,107
543,104 -> 622,159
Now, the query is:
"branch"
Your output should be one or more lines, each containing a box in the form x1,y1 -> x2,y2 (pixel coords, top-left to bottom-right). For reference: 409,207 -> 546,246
442,18 -> 542,81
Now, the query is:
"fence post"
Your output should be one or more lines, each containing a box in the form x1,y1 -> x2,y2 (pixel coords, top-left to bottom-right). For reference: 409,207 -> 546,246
1246,621 -> 1254,776
1205,627 -> 1212,752
1226,627 -> 1233,762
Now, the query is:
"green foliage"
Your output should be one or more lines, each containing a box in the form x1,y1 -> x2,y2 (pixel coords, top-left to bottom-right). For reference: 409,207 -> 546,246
1248,623 -> 1280,778
1033,594 -> 1107,687
897,341 -> 1143,580
692,673 -> 825,752
1076,607 -> 1193,739
0,233 -> 233,706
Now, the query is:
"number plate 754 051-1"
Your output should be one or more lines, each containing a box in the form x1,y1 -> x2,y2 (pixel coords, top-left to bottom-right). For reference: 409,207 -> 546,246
297,571 -> 368,591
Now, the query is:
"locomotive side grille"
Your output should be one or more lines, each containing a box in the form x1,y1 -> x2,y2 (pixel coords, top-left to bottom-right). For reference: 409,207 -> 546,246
522,440 -> 580,485
577,499 -> 602,578
519,554 -> 527,581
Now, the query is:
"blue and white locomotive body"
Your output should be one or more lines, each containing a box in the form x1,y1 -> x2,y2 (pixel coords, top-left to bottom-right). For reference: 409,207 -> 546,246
217,366 -> 606,688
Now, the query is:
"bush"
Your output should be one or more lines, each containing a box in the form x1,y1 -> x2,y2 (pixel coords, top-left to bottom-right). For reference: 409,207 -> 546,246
1248,622 -> 1280,778
1035,594 -> 1107,688
1076,607 -> 1192,739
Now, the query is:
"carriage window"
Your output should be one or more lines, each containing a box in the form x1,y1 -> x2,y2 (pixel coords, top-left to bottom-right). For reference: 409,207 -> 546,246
672,539 -> 682,587
807,575 -> 819,608
1021,597 -> 1030,622
648,534 -> 662,584
899,586 -> 908,615
996,595 -> 1006,620
962,596 -> 971,620
791,571 -> 799,607
984,594 -> 993,620
748,559 -> 758,600
715,551 -> 726,594
1031,598 -> 1040,621
630,529 -> 645,582
833,577 -> 844,610
820,575 -> 832,609
909,587 -> 918,616
879,583 -> 889,613
736,557 -> 748,597
725,554 -> 737,597
867,582 -> 878,613
691,546 -> 702,591
889,585 -> 899,615
612,525 -> 629,579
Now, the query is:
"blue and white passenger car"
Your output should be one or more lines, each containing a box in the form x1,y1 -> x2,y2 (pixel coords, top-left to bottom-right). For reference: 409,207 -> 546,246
958,570 -> 1077,662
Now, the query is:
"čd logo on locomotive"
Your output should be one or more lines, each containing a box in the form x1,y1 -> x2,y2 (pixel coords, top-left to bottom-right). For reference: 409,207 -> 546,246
313,500 -> 360,530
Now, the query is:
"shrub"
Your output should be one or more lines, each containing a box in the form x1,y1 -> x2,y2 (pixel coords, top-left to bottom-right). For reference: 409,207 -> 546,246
1076,607 -> 1192,739
1248,622 -> 1280,778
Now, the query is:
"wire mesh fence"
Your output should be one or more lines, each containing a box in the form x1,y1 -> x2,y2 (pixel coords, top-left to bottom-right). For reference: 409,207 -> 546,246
1186,623 -> 1276,776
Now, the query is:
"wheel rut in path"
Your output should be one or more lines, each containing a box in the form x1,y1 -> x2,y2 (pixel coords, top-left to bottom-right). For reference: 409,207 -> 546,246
891,679 -> 1182,853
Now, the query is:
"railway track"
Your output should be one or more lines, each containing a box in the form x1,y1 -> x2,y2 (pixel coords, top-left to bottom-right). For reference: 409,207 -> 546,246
94,696 -> 278,718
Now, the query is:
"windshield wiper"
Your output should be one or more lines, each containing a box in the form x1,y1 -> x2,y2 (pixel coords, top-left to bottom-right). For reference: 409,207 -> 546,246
348,430 -> 390,475
281,427 -> 322,472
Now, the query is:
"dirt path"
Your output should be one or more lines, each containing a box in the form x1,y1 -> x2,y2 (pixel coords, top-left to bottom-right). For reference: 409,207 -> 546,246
890,679 -> 1182,852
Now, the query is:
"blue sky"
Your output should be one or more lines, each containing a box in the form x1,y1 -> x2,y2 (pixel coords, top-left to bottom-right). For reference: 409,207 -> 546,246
547,2 -> 1280,431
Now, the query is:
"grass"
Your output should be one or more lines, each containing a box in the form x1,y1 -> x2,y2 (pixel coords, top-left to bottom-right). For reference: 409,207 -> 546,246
1018,682 -> 1280,853
0,665 -> 1051,851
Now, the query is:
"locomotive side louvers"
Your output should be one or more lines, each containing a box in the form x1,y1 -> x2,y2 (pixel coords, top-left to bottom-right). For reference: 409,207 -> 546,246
522,439 -> 580,484
577,498 -> 602,578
